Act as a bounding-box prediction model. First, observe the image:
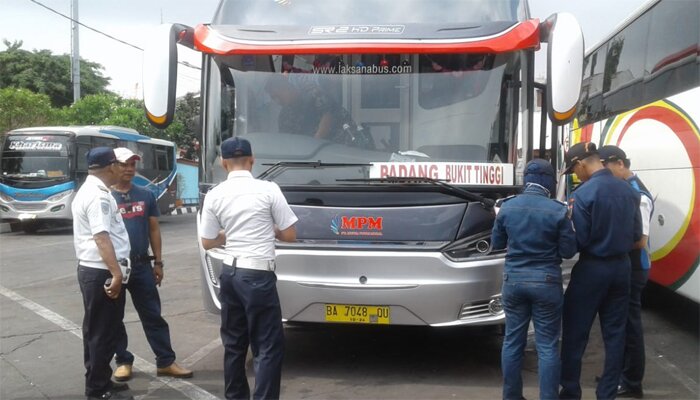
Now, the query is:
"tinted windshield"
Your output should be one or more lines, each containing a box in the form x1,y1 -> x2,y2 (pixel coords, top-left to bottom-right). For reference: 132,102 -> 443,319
205,53 -> 520,185
214,0 -> 525,25
1,134 -> 72,187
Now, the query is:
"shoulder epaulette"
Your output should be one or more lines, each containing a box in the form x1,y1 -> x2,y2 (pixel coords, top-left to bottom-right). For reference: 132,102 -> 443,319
495,195 -> 516,208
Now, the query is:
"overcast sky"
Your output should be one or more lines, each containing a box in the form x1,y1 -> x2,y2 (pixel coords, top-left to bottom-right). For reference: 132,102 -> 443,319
1,0 -> 648,99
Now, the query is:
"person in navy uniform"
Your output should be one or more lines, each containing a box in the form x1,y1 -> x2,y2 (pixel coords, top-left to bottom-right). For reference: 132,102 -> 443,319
199,137 -> 298,400
599,145 -> 654,399
491,159 -> 577,400
559,142 -> 643,400
110,148 -> 192,382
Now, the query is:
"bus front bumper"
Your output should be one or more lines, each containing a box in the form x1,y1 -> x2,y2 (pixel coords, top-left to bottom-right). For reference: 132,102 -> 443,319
201,248 -> 505,327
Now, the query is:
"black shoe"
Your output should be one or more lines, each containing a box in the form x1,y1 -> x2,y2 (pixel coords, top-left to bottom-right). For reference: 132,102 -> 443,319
86,391 -> 134,400
617,385 -> 644,399
109,381 -> 129,392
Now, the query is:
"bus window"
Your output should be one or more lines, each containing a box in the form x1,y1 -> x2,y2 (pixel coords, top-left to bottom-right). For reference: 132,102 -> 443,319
644,0 -> 699,103
603,12 -> 650,114
155,146 -> 171,172
92,137 -> 118,148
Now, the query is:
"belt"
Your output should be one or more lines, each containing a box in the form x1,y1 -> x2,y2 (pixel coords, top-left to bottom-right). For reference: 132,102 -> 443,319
224,256 -> 276,272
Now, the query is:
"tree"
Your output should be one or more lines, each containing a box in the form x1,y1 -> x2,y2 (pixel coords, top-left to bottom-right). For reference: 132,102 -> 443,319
0,87 -> 60,132
0,40 -> 111,107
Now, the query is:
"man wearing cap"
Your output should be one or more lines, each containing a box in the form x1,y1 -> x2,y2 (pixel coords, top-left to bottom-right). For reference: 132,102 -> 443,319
599,145 -> 654,399
491,159 -> 577,400
199,137 -> 298,400
72,147 -> 133,400
110,148 -> 193,382
559,142 -> 643,400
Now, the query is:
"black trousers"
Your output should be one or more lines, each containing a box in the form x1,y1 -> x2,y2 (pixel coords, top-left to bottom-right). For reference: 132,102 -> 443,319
219,264 -> 284,400
78,265 -> 126,397
621,268 -> 649,391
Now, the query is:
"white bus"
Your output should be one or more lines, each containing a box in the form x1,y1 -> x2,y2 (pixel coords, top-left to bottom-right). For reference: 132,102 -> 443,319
0,126 -> 177,233
143,0 -> 584,326
569,0 -> 699,302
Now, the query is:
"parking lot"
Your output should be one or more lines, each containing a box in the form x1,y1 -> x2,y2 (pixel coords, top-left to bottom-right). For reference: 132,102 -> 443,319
1,213 -> 698,399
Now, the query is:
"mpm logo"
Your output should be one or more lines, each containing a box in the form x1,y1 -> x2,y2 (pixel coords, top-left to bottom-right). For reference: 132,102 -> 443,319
331,215 -> 383,236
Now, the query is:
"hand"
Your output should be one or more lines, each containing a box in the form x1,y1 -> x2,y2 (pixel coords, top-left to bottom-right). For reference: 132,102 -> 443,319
105,276 -> 122,299
153,265 -> 164,286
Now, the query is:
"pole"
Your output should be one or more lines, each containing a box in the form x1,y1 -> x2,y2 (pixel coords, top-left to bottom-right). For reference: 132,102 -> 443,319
71,0 -> 80,103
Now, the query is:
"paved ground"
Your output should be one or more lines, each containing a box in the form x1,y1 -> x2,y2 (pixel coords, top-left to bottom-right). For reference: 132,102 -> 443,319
1,213 -> 698,399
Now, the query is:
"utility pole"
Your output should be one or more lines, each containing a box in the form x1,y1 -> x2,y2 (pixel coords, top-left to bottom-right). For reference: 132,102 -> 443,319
71,0 -> 80,103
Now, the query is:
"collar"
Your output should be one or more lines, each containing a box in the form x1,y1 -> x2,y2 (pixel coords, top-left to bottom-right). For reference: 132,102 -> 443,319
85,174 -> 108,188
590,168 -> 613,180
227,170 -> 253,180
523,183 -> 551,197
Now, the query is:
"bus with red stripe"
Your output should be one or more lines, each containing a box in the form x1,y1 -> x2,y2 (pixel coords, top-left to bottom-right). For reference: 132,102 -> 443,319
568,0 -> 699,302
142,0 -> 585,326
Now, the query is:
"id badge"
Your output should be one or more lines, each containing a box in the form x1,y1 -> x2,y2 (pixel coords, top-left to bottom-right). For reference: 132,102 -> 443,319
119,258 -> 132,284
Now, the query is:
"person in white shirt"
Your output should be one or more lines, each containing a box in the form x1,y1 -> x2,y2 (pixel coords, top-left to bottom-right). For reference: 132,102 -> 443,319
200,137 -> 297,400
72,147 -> 133,400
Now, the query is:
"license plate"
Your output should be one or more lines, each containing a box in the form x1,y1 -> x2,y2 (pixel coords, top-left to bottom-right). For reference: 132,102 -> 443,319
18,213 -> 37,220
324,304 -> 390,324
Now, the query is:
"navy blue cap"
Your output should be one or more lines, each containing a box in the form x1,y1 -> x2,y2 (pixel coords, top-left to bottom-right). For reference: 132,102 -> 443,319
525,158 -> 556,177
87,147 -> 117,169
221,137 -> 252,159
598,145 -> 628,163
563,142 -> 598,174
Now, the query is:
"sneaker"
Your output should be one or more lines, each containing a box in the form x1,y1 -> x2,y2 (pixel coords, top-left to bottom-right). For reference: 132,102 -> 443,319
156,362 -> 193,378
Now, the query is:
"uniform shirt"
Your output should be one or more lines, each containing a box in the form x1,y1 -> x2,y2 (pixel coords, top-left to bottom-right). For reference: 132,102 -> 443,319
628,174 -> 654,270
200,170 -> 298,261
491,183 -> 577,281
570,168 -> 642,258
112,185 -> 159,258
72,175 -> 130,269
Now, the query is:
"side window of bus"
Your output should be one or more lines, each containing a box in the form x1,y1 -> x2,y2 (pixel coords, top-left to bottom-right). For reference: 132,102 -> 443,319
92,137 -> 118,148
578,47 -> 607,124
644,0 -> 699,104
603,13 -> 650,115
155,146 -> 172,173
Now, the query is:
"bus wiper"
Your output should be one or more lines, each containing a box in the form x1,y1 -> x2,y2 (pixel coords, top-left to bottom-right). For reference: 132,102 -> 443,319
337,177 -> 495,208
258,161 -> 372,181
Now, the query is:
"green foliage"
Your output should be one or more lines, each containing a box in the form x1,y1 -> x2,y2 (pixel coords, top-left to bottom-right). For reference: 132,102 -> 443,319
0,40 -> 110,107
0,87 -> 60,132
0,41 -> 201,156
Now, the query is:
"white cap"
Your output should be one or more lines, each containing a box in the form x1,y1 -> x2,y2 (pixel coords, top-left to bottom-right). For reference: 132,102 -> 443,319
114,147 -> 141,163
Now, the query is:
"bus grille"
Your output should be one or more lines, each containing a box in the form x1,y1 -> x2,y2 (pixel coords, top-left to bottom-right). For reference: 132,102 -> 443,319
13,202 -> 48,212
459,300 -> 491,319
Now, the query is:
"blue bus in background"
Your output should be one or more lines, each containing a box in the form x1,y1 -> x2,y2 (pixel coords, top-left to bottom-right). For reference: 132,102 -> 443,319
0,126 -> 177,233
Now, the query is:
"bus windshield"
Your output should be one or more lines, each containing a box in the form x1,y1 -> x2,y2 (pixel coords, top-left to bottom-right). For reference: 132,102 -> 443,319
213,0 -> 525,25
213,53 -> 519,185
1,135 -> 72,188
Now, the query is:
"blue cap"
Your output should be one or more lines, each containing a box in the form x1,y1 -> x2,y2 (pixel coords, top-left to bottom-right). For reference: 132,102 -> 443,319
221,137 -> 252,159
87,147 -> 117,169
524,158 -> 556,195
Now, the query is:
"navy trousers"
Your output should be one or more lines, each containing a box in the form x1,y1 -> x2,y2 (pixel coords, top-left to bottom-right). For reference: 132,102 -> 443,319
621,269 -> 649,392
219,264 -> 284,400
560,257 -> 630,400
114,260 -> 176,368
78,265 -> 126,397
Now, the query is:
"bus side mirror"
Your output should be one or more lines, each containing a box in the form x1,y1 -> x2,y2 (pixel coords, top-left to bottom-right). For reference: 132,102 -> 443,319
143,23 -> 194,129
541,13 -> 584,126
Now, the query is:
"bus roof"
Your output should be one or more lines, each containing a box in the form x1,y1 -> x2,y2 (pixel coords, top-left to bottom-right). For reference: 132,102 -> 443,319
584,0 -> 660,55
7,126 -> 175,147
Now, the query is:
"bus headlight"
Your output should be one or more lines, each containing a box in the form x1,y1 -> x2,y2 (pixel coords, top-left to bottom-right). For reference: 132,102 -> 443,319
0,193 -> 14,202
47,190 -> 73,203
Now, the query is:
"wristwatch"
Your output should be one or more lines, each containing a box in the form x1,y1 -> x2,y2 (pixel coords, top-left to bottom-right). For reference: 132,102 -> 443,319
154,260 -> 164,268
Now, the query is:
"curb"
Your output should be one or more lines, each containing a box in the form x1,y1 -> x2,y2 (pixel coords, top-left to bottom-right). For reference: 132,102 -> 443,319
171,206 -> 198,215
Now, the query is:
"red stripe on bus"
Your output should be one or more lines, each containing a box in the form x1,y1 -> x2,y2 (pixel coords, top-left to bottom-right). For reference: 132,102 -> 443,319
193,20 -> 540,55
